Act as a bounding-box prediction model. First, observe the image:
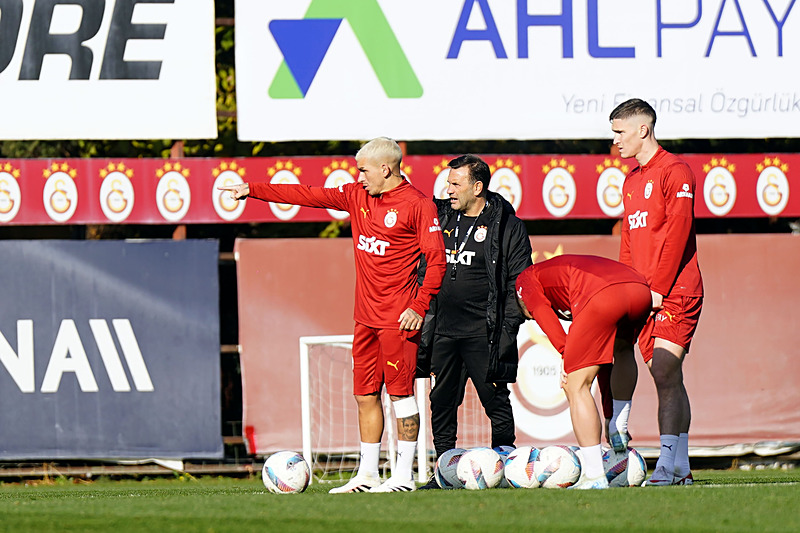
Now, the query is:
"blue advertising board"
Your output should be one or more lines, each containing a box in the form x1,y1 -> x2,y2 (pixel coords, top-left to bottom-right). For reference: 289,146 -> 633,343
0,240 -> 222,459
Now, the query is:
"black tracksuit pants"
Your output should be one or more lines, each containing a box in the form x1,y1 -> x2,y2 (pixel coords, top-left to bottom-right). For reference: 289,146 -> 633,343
429,335 -> 515,458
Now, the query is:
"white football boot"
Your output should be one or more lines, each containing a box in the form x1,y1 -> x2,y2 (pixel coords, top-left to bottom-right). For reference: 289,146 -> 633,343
328,473 -> 381,494
368,476 -> 416,493
570,475 -> 609,490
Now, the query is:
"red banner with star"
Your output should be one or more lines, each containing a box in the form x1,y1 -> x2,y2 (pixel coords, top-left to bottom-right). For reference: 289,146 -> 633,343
0,154 -> 795,225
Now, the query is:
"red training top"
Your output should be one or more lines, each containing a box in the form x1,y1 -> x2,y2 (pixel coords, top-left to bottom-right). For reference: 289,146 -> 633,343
515,255 -> 648,354
620,147 -> 703,298
249,180 -> 446,328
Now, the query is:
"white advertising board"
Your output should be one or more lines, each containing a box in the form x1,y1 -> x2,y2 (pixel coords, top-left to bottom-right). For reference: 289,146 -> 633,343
235,0 -> 800,141
0,0 -> 217,140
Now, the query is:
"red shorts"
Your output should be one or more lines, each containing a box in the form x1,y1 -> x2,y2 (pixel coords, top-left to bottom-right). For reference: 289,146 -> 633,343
352,323 -> 420,396
563,282 -> 651,374
638,295 -> 703,363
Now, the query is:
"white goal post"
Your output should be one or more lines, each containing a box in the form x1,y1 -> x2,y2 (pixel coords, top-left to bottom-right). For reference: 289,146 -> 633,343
299,335 -> 491,484
299,335 -> 429,483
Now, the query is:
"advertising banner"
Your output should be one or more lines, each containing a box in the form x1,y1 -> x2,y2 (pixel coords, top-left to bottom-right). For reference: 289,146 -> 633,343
235,239 -> 356,452
0,0 -> 217,140
0,153 -> 796,225
0,240 -> 222,459
235,0 -> 800,141
237,235 -> 800,453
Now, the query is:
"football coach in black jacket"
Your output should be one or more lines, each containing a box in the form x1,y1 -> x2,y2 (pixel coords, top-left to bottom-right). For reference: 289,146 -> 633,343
417,155 -> 532,488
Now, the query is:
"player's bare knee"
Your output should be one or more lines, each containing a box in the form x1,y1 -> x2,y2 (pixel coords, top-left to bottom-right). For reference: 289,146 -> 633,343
354,392 -> 381,408
562,378 -> 588,401
649,364 -> 683,390
650,348 -> 682,376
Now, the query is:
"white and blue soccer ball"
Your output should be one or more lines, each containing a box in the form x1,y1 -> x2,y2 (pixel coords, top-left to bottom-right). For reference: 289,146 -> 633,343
603,447 -> 647,487
261,451 -> 311,494
456,447 -> 505,490
533,445 -> 582,488
435,448 -> 467,489
503,446 -> 541,488
494,445 -> 516,459
568,445 -> 588,484
493,446 -> 516,488
568,445 -> 584,469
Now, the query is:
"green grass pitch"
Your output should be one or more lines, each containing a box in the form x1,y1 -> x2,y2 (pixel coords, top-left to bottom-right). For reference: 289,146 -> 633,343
1,469 -> 798,532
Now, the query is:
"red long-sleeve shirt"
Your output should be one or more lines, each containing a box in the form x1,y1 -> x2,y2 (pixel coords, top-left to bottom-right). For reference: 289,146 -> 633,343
249,180 -> 446,328
620,147 -> 703,298
515,255 -> 649,354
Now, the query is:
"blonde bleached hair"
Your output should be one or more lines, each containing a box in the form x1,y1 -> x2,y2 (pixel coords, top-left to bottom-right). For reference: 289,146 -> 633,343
355,137 -> 402,168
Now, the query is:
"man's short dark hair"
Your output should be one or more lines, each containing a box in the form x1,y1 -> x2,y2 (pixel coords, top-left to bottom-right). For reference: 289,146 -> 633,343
448,154 -> 490,191
609,98 -> 657,129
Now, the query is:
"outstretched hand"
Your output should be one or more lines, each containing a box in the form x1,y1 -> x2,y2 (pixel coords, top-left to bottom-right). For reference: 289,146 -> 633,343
217,183 -> 250,200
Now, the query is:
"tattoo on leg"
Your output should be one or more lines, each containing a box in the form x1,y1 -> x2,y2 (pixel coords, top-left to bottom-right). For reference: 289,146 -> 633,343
399,414 -> 420,440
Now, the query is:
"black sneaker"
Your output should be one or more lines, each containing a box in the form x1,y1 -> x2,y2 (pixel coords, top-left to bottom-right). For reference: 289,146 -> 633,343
417,476 -> 440,490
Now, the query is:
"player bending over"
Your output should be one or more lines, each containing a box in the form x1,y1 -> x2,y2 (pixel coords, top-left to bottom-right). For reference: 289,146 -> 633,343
219,138 -> 446,493
515,255 -> 651,489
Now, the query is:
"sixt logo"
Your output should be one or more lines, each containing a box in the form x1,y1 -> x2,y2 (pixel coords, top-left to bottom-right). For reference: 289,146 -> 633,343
357,235 -> 390,256
268,0 -> 423,99
628,210 -> 648,230
447,250 -> 475,266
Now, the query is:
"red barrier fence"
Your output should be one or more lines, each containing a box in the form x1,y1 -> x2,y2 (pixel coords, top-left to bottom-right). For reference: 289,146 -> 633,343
1,154 -> 795,225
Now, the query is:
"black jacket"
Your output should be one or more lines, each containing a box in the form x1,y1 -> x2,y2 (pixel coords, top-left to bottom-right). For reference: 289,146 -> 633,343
417,191 -> 532,383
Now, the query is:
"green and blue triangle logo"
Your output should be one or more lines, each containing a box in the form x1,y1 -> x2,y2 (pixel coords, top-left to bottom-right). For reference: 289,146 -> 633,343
268,0 -> 423,99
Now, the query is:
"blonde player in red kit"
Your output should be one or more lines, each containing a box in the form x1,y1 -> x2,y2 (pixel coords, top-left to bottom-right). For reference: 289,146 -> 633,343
219,138 -> 446,493
610,99 -> 704,486
515,255 -> 651,489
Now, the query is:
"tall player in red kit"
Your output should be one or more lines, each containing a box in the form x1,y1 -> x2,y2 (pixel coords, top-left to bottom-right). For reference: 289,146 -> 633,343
515,255 -> 652,489
610,99 -> 704,486
219,138 -> 446,493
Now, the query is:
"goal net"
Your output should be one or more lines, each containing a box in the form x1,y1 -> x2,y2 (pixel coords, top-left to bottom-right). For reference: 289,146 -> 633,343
299,335 -> 491,484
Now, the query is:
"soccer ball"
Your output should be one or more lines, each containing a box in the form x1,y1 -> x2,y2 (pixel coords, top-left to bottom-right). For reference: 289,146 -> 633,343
533,445 -> 582,488
568,445 -> 584,468
261,451 -> 310,494
503,446 -> 541,488
603,447 -> 647,487
494,445 -> 516,459
456,447 -> 505,490
435,448 -> 467,489
568,445 -> 588,484
493,446 -> 516,488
